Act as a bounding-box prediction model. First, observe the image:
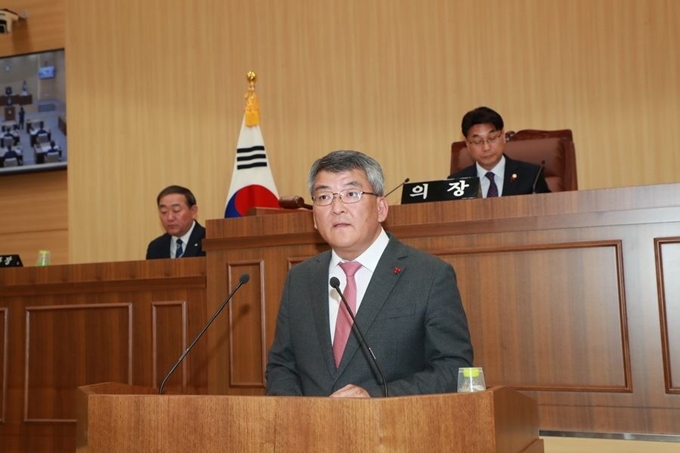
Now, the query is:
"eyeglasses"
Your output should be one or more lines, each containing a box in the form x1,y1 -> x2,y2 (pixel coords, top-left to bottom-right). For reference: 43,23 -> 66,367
311,189 -> 378,206
467,132 -> 503,147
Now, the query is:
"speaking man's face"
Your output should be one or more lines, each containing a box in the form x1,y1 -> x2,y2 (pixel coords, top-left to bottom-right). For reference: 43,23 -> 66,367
311,169 -> 388,261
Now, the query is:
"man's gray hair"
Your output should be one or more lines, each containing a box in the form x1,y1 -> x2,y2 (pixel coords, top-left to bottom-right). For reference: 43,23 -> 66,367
308,150 -> 385,196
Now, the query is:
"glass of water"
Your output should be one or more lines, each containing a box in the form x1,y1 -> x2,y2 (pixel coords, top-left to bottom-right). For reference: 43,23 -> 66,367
457,367 -> 486,392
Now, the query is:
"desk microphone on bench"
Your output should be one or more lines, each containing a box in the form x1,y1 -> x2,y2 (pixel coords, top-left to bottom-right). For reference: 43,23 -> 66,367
532,161 -> 546,194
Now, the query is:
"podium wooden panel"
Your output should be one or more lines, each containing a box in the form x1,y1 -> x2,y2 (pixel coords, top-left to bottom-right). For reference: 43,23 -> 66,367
76,383 -> 543,453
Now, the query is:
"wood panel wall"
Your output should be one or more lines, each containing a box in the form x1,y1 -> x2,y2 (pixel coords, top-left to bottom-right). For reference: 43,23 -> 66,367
0,0 -> 66,263
1,1 -> 680,264
0,170 -> 68,265
0,258 -> 207,453
0,0 -> 63,56
63,0 -> 680,264
0,0 -> 680,262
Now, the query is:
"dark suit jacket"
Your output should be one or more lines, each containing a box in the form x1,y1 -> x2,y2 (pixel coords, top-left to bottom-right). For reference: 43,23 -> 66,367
265,237 -> 473,397
448,154 -> 550,196
145,221 -> 206,259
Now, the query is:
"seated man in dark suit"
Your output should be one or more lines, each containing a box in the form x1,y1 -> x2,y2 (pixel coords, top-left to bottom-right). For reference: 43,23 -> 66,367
146,185 -> 206,259
1,146 -> 22,166
448,106 -> 550,197
48,141 -> 62,157
2,132 -> 15,147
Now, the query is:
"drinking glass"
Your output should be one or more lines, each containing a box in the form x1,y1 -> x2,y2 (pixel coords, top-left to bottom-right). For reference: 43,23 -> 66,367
457,367 -> 486,392
36,250 -> 51,266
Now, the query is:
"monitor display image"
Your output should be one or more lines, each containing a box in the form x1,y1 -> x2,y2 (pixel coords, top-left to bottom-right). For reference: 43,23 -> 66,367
38,65 -> 55,79
0,49 -> 67,175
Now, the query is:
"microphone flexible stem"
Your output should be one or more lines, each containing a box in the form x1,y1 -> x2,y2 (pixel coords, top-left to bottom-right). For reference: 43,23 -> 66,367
158,275 -> 249,394
532,161 -> 546,193
331,278 -> 389,397
384,178 -> 410,198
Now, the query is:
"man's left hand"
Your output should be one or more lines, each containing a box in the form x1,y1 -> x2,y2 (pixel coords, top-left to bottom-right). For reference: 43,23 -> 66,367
330,384 -> 370,398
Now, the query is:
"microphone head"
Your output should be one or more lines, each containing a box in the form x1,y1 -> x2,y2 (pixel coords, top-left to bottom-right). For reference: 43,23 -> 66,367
239,273 -> 251,284
404,177 -> 410,183
329,277 -> 341,289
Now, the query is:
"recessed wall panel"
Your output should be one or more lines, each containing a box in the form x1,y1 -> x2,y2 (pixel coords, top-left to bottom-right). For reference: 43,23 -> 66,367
25,303 -> 131,422
446,242 -> 629,392
0,308 -> 6,423
229,263 -> 265,387
656,239 -> 680,393
152,302 -> 187,392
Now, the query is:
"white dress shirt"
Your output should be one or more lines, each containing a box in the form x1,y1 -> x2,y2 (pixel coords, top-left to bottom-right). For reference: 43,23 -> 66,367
170,220 -> 196,258
327,228 -> 390,342
476,155 -> 506,197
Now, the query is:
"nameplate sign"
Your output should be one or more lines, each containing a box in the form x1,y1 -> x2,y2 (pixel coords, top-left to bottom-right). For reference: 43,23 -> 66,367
0,254 -> 23,267
401,177 -> 479,204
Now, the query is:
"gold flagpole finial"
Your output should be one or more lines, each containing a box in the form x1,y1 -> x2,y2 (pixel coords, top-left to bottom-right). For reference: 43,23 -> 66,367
244,71 -> 260,126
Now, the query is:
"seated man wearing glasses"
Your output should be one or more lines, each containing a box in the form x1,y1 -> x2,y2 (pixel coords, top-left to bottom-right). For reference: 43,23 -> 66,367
448,106 -> 550,197
266,150 -> 473,398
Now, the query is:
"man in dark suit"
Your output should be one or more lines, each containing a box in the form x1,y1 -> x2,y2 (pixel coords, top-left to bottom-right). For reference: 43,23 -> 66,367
18,105 -> 25,130
146,185 -> 206,259
1,146 -> 22,166
266,150 -> 473,397
448,106 -> 550,197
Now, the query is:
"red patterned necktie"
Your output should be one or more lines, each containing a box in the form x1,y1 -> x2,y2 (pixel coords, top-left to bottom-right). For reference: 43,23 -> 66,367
333,261 -> 362,367
485,172 -> 499,198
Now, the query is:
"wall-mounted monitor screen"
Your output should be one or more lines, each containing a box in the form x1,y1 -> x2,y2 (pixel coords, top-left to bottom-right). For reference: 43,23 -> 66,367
38,65 -> 55,79
0,49 -> 67,175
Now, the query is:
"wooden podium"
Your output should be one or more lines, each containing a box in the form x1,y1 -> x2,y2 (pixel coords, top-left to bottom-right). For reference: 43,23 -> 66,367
76,383 -> 543,453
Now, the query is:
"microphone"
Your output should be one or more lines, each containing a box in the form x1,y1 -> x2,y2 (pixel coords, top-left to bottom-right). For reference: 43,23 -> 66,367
532,160 -> 546,194
384,178 -> 410,198
329,277 -> 388,397
278,196 -> 312,210
158,273 -> 251,395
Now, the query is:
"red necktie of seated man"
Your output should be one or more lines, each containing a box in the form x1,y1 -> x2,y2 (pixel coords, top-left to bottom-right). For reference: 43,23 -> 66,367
333,261 -> 363,367
486,172 -> 499,198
